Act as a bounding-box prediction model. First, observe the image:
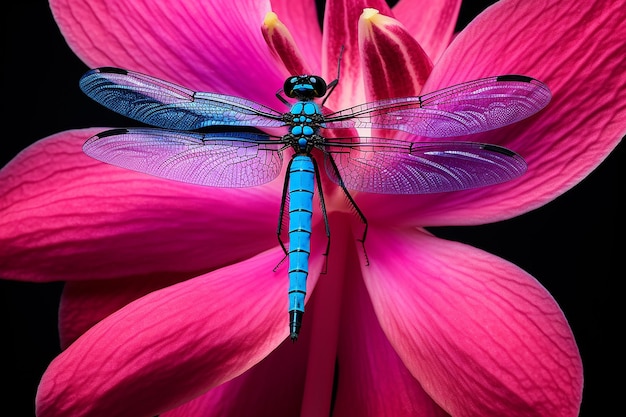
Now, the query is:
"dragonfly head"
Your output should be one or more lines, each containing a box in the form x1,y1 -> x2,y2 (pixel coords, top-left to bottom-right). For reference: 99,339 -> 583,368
284,75 -> 327,100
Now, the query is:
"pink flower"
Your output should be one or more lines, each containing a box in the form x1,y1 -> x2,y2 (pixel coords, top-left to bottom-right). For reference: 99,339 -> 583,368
1,0 -> 624,416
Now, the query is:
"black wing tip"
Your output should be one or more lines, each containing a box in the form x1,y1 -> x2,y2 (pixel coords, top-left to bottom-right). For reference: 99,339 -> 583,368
481,143 -> 518,157
95,128 -> 130,138
80,67 -> 128,86
83,129 -> 130,153
496,74 -> 534,83
94,67 -> 128,75
81,66 -> 128,78
480,144 -> 528,178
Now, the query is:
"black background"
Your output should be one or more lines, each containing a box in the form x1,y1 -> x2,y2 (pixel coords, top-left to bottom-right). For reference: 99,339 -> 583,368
2,1 -> 623,416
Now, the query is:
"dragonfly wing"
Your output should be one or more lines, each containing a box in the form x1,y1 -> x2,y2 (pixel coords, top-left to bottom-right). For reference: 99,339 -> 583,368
323,137 -> 527,194
80,68 -> 285,130
83,128 -> 285,187
324,75 -> 551,137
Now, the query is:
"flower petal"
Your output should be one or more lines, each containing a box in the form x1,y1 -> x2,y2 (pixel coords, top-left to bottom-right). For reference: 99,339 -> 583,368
322,0 -> 394,108
0,130 -> 281,281
262,11 -> 312,76
57,215 -> 332,349
362,227 -> 583,417
395,0 -> 625,225
37,246 -> 324,417
392,0 -> 461,62
161,335 -> 311,417
269,0 -> 322,72
50,0 -> 284,104
333,251 -> 449,417
160,250 -> 346,417
59,274 -> 194,348
359,8 -> 432,100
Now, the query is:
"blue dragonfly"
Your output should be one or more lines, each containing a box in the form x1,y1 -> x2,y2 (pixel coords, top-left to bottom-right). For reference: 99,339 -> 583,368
79,66 -> 551,340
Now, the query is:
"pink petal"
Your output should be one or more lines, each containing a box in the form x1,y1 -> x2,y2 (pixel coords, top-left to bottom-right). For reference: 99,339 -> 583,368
322,0 -> 394,109
270,0 -> 322,72
162,223 -> 363,417
0,130 -> 281,281
392,0 -> 462,62
59,274 -> 195,348
359,8 -> 432,100
333,252 -> 449,417
160,267 -> 344,417
380,0 -> 625,226
50,0 -> 284,104
58,216 -> 335,354
362,227 -> 583,417
295,219 -> 352,417
161,334 -> 311,417
262,11 -> 313,76
160,229 -> 352,417
37,246 -> 325,417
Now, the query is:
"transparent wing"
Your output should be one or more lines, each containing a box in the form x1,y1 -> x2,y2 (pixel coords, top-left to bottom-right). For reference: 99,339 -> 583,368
324,75 -> 551,137
80,68 -> 285,130
83,128 -> 286,187
323,137 -> 527,194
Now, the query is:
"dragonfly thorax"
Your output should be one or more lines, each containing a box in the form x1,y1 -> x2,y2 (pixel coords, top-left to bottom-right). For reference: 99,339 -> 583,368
287,101 -> 325,153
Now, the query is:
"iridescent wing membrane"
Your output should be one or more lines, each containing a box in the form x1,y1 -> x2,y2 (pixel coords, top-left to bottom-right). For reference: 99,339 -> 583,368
81,68 -> 550,191
86,128 -> 284,187
79,68 -> 285,130
81,68 -> 288,186
321,74 -> 549,192
324,75 -> 551,137
323,138 -> 527,194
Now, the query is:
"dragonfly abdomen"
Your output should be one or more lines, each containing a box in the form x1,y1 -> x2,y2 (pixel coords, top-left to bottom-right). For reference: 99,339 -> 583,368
287,155 -> 315,341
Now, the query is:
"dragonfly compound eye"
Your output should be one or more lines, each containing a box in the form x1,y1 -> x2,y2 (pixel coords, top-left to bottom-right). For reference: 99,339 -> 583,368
307,76 -> 327,97
283,75 -> 328,99
283,77 -> 299,98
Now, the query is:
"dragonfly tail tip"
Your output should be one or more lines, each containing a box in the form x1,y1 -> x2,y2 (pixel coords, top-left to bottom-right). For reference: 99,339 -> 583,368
289,310 -> 303,342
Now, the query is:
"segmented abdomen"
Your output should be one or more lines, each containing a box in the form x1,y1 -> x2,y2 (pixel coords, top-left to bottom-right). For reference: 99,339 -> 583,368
287,155 -> 315,339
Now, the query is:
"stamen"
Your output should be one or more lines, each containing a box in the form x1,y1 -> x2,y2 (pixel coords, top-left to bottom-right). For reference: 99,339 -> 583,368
358,8 -> 433,100
262,12 -> 311,76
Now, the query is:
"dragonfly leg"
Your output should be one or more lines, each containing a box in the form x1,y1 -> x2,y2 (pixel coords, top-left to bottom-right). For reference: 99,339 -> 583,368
325,153 -> 370,266
273,158 -> 293,272
311,158 -> 331,274
321,45 -> 345,107
275,88 -> 291,107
